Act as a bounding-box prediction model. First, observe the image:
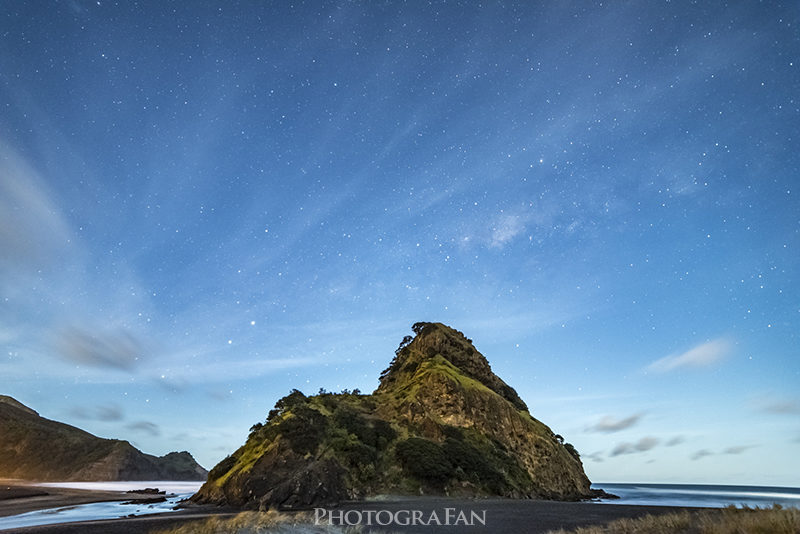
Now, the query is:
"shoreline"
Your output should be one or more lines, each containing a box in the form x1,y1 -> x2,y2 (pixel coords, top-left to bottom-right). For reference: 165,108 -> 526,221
0,481 -> 197,520
1,482 -> 138,518
0,489 -> 711,534
4,484 -> 794,533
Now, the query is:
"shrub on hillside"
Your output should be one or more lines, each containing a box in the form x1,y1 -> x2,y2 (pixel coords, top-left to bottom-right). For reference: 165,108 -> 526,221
278,404 -> 327,455
394,437 -> 453,483
443,437 -> 505,491
564,442 -> 581,461
266,389 -> 308,424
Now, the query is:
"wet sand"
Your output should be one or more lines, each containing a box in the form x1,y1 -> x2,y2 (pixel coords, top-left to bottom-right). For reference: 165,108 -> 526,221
0,482 -> 177,519
0,494 -> 701,534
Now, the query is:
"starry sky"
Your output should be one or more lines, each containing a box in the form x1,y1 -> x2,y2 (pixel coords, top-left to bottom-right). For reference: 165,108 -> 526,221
1,1 -> 798,486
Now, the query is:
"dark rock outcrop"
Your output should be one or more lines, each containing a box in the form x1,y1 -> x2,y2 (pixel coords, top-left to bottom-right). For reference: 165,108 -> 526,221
0,397 -> 207,481
193,322 -> 595,509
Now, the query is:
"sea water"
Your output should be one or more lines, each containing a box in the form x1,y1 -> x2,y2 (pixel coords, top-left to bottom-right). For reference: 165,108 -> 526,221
0,480 -> 203,531
593,483 -> 800,509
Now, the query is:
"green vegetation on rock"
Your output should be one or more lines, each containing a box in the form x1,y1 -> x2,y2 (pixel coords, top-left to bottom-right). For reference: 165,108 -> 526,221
193,322 -> 594,510
395,437 -> 453,484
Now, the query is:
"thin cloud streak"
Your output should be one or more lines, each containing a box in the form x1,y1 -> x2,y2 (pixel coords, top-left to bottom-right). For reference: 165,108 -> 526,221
587,413 -> 644,433
0,143 -> 72,273
759,399 -> 800,415
55,327 -> 146,370
70,404 -> 124,422
585,451 -> 604,463
127,421 -> 160,437
724,445 -> 756,455
154,356 -> 322,385
691,449 -> 714,461
610,436 -> 660,457
646,338 -> 732,373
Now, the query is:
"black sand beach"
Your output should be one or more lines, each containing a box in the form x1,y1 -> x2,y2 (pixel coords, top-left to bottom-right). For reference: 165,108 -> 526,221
0,493 -> 699,534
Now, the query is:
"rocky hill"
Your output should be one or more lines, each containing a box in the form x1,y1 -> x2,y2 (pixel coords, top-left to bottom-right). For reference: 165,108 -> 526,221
192,322 -> 596,509
0,395 -> 207,481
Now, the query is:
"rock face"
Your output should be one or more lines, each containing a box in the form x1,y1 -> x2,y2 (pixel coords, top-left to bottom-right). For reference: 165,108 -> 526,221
193,322 -> 594,509
0,396 -> 207,481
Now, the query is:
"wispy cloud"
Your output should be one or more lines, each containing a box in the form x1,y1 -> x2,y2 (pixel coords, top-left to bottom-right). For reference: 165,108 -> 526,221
454,303 -> 589,339
610,436 -> 660,456
646,338 -> 732,373
0,143 -> 72,273
666,435 -> 686,447
153,355 -> 321,385
0,140 -> 163,385
55,326 -> 146,370
70,404 -> 124,422
691,449 -> 714,461
758,399 -> 800,415
587,413 -> 643,433
724,445 -> 756,455
585,451 -> 604,463
127,421 -> 160,437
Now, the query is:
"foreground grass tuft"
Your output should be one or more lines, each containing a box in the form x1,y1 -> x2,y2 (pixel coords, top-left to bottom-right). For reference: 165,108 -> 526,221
547,505 -> 800,534
150,510 -> 366,534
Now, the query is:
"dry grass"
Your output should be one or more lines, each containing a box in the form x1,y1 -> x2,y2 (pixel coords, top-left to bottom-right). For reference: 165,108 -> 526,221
546,505 -> 800,534
150,510 -> 365,534
151,505 -> 800,534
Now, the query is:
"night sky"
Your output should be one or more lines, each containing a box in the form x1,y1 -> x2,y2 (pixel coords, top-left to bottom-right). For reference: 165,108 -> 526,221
1,1 -> 798,486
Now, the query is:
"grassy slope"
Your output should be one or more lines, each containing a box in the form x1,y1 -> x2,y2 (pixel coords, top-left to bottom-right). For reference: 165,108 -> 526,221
547,505 -> 800,534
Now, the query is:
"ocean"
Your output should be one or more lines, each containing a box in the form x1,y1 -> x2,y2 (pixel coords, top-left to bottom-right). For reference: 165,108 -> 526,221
594,483 -> 800,509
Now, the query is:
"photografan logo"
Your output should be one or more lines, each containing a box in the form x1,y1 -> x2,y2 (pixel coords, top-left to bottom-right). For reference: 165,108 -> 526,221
314,507 -> 487,527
